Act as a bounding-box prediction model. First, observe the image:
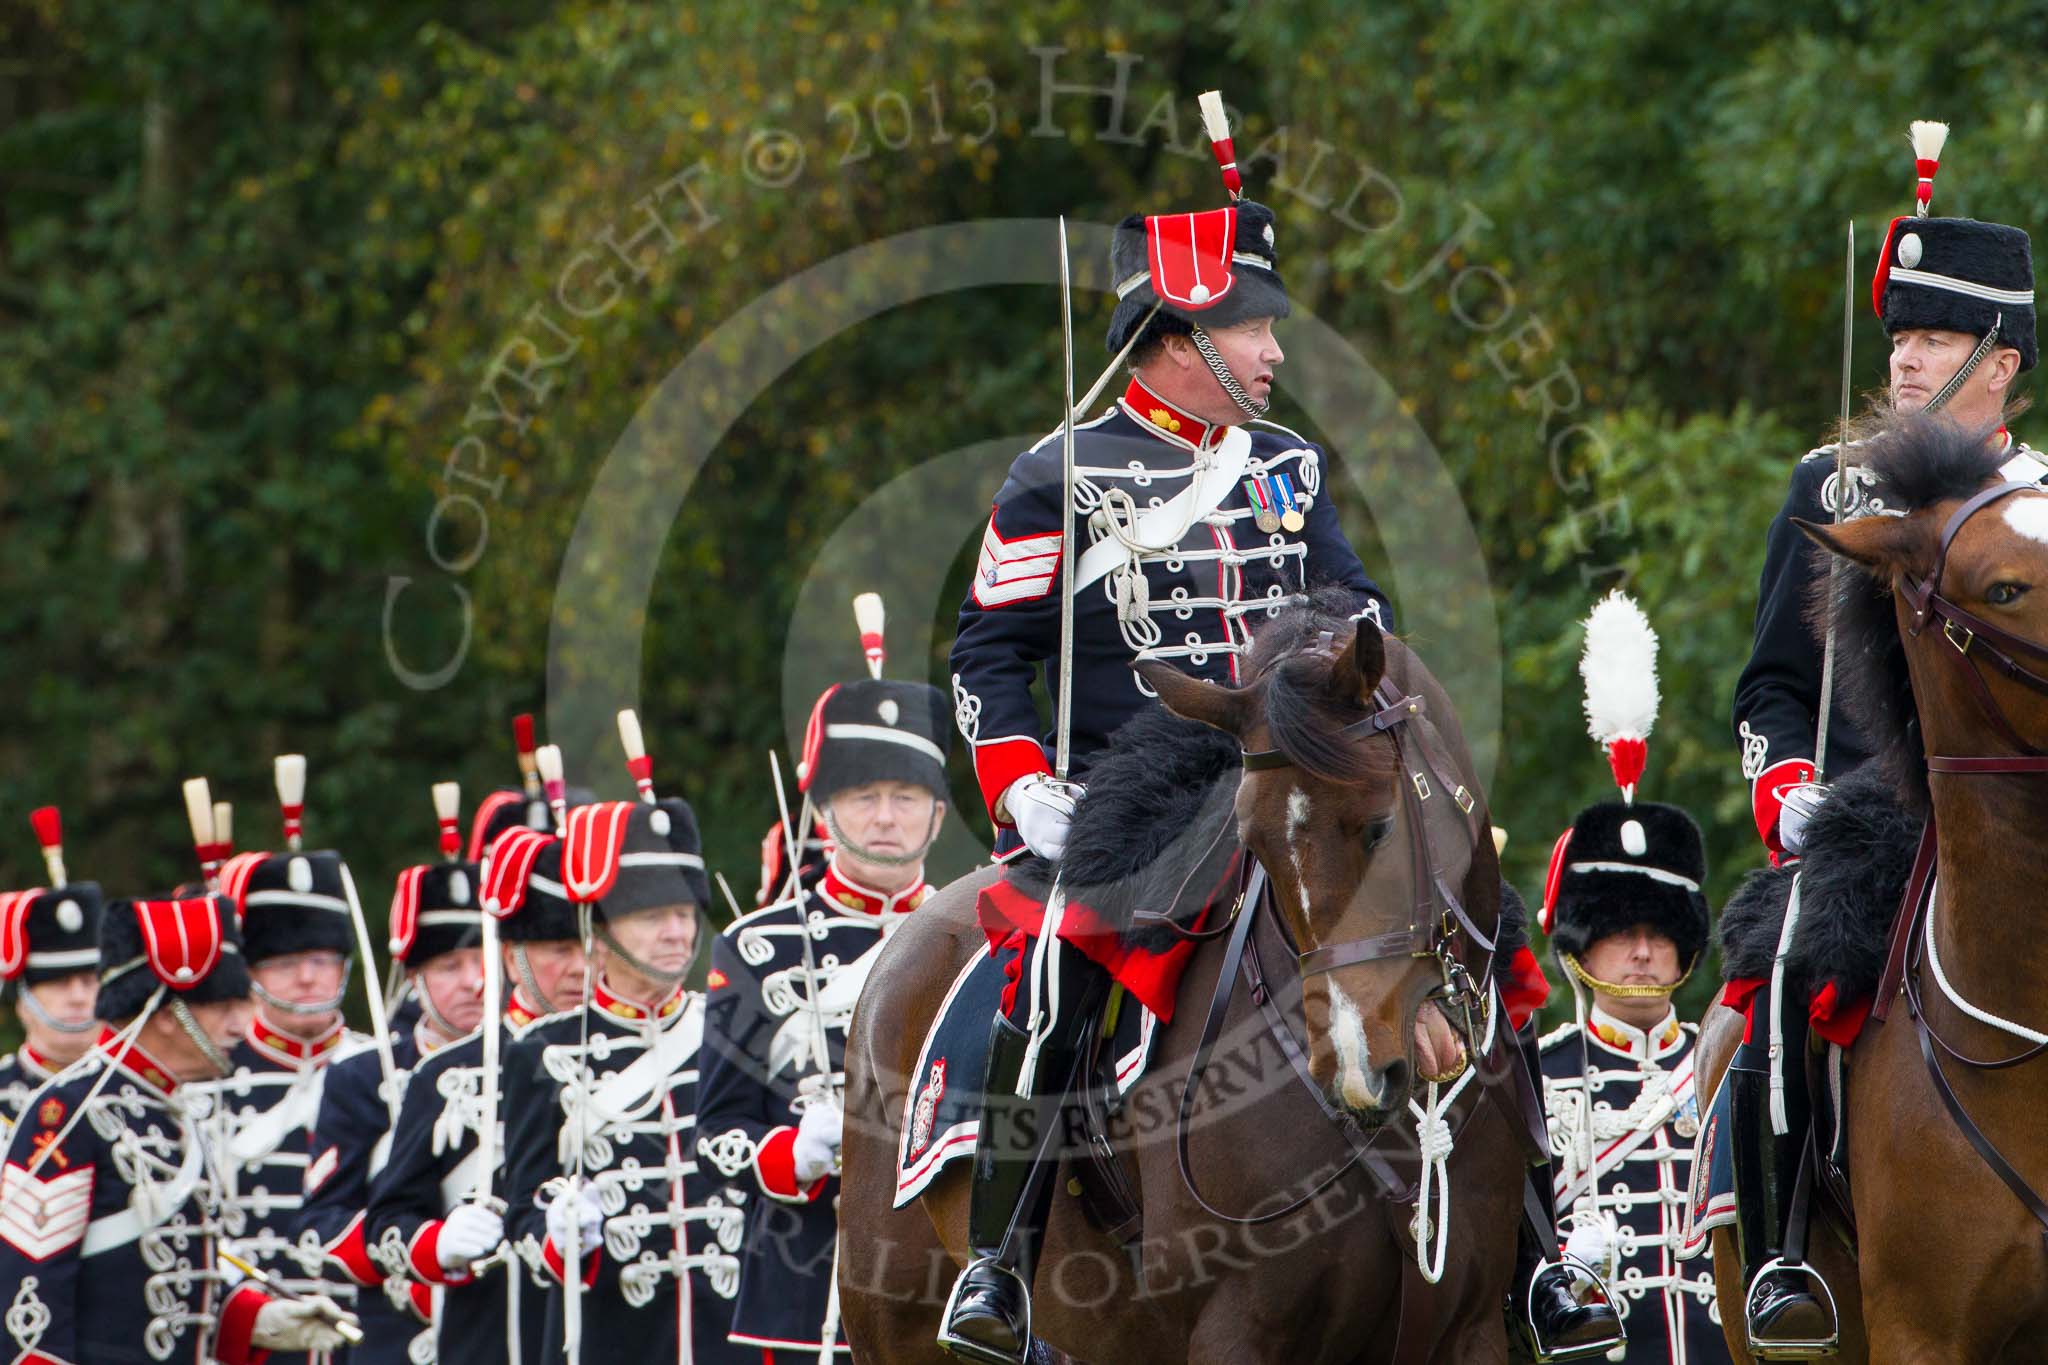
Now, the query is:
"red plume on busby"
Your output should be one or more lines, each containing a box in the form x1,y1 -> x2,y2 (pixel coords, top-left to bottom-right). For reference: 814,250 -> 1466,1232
617,709 -> 655,804
3,807 -> 105,987
388,781 -> 482,964
1579,589 -> 1659,804
1910,119 -> 1948,217
1197,90 -> 1241,201
29,807 -> 65,888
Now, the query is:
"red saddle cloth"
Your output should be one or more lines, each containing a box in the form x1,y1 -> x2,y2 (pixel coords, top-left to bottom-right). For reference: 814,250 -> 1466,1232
976,869 -> 1555,1031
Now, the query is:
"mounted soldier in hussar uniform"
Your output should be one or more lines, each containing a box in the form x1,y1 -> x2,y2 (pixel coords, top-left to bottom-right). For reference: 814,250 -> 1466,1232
941,88 -> 1620,1365
1722,120 -> 2042,1357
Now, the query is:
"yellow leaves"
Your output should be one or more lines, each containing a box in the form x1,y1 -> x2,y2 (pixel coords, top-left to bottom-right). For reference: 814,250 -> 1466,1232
379,70 -> 402,101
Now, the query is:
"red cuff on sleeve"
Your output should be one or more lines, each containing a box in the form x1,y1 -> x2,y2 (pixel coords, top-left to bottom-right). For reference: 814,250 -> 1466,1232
972,737 -> 1052,824
754,1125 -> 830,1204
214,1284 -> 271,1365
407,1218 -> 472,1286
323,1209 -> 383,1287
406,1279 -> 435,1323
1750,757 -> 1814,860
541,1234 -> 600,1287
1500,944 -> 1552,1033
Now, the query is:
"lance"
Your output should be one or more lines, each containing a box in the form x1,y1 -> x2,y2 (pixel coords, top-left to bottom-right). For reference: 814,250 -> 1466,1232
535,742 -> 589,1365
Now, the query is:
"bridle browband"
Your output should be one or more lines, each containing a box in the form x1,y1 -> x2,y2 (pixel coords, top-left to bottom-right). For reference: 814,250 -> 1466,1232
1900,478 -> 2048,761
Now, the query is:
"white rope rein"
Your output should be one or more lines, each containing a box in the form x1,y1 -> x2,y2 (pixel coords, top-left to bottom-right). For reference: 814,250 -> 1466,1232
1407,986 -> 1496,1285
1924,875 -> 2048,1046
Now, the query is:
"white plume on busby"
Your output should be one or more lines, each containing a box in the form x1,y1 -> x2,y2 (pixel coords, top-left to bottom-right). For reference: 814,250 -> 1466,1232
1579,589 -> 1659,804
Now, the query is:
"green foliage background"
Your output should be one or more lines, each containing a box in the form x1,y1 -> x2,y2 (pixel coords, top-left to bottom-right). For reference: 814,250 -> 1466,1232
8,1 -> 2044,1033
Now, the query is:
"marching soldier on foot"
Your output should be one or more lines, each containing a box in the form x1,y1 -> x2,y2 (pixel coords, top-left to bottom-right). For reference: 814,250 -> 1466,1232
0,808 -> 103,1134
206,755 -> 385,1359
500,727 -> 750,1362
698,596 -> 950,1356
368,803 -> 594,1365
1538,594 -> 1728,1363
1727,120 -> 2041,1357
0,892 -> 355,1364
302,782 -> 486,1364
940,89 -> 1616,1364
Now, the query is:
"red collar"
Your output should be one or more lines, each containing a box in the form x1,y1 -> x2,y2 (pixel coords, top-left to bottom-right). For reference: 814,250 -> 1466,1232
1586,1006 -> 1685,1063
1120,377 -> 1226,451
505,993 -> 541,1029
18,1045 -> 54,1080
819,860 -> 931,917
246,1015 -> 346,1066
97,1026 -> 179,1095
593,974 -> 686,1022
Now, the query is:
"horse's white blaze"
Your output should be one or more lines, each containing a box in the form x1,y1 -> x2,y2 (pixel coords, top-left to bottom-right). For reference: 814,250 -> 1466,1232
1328,987 -> 1381,1109
2003,495 -> 2048,544
1286,789 -> 1311,843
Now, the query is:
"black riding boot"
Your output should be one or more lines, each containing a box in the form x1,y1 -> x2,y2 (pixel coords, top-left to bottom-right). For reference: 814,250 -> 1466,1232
1509,1021 -> 1625,1363
939,989 -> 1104,1365
1728,1029 -> 1838,1359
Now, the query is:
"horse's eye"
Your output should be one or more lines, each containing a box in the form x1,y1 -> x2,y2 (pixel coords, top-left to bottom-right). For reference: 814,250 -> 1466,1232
1989,582 -> 2029,607
1363,815 -> 1395,852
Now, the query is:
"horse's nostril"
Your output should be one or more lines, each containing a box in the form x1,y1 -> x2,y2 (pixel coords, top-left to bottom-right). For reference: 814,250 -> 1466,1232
1380,1058 -> 1410,1103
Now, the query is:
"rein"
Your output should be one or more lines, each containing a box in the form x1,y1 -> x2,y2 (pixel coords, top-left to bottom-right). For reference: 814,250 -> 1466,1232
1865,476 -> 2048,1242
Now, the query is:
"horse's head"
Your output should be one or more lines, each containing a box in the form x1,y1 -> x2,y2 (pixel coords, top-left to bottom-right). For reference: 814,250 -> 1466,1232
1797,415 -> 2048,768
1138,604 -> 1488,1126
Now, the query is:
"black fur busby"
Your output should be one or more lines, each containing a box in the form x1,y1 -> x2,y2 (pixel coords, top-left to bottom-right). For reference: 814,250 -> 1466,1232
0,883 -> 105,990
1877,216 -> 2037,371
97,894 -> 250,1021
481,831 -> 584,944
1546,801 -> 1710,973
1105,200 -> 1290,355
798,679 -> 952,805
560,799 -> 712,923
220,849 -> 356,966
389,861 -> 483,965
467,788 -> 552,861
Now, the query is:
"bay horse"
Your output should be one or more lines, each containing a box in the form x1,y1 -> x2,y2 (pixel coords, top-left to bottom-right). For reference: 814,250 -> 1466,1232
1699,414 -> 2048,1360
838,595 -> 1538,1364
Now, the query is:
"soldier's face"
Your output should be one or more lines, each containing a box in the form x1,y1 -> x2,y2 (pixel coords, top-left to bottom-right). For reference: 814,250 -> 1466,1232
414,946 -> 485,1037
1890,327 -> 2020,417
1203,316 -> 1283,408
20,970 -> 97,1062
602,902 -> 698,987
251,949 -> 347,1036
827,781 -> 942,862
505,939 -> 589,1014
1581,925 -> 1681,989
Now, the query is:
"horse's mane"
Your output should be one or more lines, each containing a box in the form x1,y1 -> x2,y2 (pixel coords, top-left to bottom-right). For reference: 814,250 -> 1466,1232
1011,587 -> 1395,950
1807,412 -> 2009,815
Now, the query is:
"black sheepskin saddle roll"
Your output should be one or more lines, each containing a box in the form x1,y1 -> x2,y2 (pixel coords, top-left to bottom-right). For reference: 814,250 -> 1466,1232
1006,705 -> 1246,955
1718,765 -> 1921,1012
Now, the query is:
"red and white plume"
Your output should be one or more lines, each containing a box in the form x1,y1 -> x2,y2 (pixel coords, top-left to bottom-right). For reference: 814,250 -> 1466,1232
183,777 -> 223,884
29,806 -> 65,888
1911,120 -> 1948,217
535,743 -> 568,835
274,754 -> 307,851
513,712 -> 541,797
432,781 -> 462,859
617,709 -> 655,803
213,802 -> 233,859
1579,590 -> 1659,804
853,592 -> 886,681
1197,90 -> 1241,201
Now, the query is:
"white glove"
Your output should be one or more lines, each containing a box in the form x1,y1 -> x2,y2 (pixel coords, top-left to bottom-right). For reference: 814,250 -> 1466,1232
545,1181 -> 604,1253
251,1295 -> 352,1351
791,1102 -> 843,1184
1564,1217 -> 1618,1283
1005,774 -> 1081,861
437,1202 -> 505,1269
1777,781 -> 1831,856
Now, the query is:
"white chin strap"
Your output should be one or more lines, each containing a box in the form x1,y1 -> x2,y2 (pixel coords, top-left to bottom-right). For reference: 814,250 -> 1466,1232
250,956 -> 352,1016
17,984 -> 97,1035
1921,314 -> 2002,415
1188,325 -> 1267,418
171,997 -> 234,1076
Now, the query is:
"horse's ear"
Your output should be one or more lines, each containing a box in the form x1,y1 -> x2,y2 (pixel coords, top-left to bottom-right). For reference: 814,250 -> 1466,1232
1794,514 -> 1932,581
1330,622 -> 1388,708
1134,660 -> 1252,735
